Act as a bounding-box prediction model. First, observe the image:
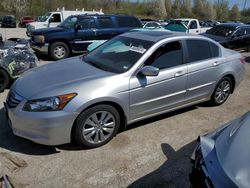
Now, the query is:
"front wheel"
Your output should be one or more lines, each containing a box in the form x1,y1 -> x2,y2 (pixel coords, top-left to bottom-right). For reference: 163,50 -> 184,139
74,105 -> 120,148
49,42 -> 70,60
210,77 -> 232,106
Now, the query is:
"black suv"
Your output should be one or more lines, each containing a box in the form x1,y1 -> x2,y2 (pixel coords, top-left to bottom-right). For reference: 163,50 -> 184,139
2,15 -> 16,28
30,14 -> 142,60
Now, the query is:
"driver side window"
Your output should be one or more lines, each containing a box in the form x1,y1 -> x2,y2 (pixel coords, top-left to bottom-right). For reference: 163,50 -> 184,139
145,41 -> 183,69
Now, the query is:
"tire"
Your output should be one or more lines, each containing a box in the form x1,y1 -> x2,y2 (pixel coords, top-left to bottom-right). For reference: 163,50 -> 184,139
0,69 -> 10,93
74,105 -> 120,148
210,77 -> 233,106
49,42 -> 70,60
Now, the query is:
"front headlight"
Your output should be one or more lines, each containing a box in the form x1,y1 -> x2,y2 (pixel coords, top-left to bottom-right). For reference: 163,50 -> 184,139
23,93 -> 77,112
33,35 -> 45,43
27,24 -> 35,31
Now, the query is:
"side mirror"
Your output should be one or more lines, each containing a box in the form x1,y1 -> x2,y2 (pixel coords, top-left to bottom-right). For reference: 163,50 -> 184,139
49,17 -> 54,23
139,66 -> 159,77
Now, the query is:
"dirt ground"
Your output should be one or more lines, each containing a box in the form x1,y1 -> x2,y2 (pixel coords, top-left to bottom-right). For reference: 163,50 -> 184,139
0,28 -> 250,188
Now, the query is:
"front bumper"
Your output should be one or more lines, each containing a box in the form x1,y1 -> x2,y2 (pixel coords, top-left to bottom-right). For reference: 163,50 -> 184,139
30,43 -> 49,55
4,100 -> 78,146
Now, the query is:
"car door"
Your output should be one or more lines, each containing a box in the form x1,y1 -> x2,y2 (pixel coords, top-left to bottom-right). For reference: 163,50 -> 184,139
230,27 -> 248,50
188,21 -> 199,34
129,40 -> 188,121
71,17 -> 97,53
185,39 -> 222,102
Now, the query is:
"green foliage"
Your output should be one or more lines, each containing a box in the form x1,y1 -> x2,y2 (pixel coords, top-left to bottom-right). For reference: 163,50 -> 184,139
0,0 -> 248,21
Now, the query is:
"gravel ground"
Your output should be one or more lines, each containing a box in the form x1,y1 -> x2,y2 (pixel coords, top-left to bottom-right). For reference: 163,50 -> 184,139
0,28 -> 250,188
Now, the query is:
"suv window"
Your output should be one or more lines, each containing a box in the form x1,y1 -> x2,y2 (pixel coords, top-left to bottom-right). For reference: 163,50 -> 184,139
246,28 -> 250,34
116,17 -> 141,27
78,17 -> 96,29
186,39 -> 212,63
51,14 -> 61,22
145,41 -> 183,69
97,17 -> 114,28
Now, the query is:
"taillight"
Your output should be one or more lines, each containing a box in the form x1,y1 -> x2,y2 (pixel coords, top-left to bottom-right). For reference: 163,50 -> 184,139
240,57 -> 246,64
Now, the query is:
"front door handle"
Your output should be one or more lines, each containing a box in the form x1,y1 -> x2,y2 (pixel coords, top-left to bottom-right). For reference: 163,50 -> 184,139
213,61 -> 219,67
175,71 -> 185,77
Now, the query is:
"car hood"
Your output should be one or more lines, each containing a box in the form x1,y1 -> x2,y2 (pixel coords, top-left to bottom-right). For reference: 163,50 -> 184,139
12,56 -> 114,99
31,26 -> 66,35
203,111 -> 250,188
201,33 -> 226,42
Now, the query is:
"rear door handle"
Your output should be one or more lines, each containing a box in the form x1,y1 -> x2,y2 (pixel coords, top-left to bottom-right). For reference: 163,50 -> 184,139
175,71 -> 185,77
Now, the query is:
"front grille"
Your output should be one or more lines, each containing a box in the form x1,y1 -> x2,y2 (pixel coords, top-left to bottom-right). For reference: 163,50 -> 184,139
6,90 -> 24,108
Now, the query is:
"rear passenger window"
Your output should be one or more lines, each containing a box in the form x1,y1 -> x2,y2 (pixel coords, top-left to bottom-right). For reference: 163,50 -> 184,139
78,17 -> 96,29
145,41 -> 183,69
186,40 -> 212,63
98,17 -> 114,28
117,17 -> 141,27
209,42 -> 220,57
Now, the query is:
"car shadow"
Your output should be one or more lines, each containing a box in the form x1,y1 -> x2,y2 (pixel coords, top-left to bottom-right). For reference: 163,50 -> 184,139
0,108 -> 59,155
0,104 -> 201,153
128,141 -> 197,188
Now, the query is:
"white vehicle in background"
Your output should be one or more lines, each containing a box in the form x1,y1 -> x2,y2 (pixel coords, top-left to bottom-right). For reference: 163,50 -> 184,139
172,18 -> 211,34
26,7 -> 104,36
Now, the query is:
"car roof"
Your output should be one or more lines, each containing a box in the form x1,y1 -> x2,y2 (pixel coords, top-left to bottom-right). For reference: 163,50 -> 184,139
121,30 -> 203,42
218,23 -> 249,28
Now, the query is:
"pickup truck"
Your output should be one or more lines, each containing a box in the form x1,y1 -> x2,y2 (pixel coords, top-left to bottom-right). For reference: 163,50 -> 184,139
26,8 -> 103,36
169,18 -> 210,34
30,14 -> 142,60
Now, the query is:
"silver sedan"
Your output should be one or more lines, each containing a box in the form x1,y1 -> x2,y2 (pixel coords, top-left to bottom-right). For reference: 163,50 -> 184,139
4,31 -> 245,148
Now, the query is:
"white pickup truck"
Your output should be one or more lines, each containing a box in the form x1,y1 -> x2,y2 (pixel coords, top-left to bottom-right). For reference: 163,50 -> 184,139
26,8 -> 104,36
171,18 -> 211,34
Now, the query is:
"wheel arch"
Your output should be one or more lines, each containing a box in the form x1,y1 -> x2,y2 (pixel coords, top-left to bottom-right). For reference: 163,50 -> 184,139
222,74 -> 235,93
70,100 -> 128,142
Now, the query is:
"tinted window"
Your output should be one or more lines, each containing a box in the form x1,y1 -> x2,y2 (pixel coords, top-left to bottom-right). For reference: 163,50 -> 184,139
206,25 -> 235,37
117,17 -> 141,27
78,17 -> 96,29
98,17 -> 114,28
146,41 -> 183,69
186,40 -> 212,63
235,28 -> 246,36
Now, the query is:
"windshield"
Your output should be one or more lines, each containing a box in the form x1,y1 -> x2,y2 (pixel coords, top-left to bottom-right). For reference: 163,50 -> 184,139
39,13 -> 51,22
58,16 -> 78,29
83,36 -> 153,73
170,20 -> 189,26
206,25 -> 235,37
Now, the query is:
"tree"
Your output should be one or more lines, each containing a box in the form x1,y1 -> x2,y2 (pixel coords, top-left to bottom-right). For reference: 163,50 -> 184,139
180,0 -> 192,17
1,0 -> 29,17
229,4 -> 241,21
204,2 -> 216,19
214,0 -> 229,20
165,0 -> 172,18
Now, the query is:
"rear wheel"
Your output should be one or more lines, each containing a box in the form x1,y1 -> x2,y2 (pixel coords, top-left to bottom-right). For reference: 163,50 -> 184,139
50,42 -> 69,60
0,69 -> 10,93
210,77 -> 232,106
74,105 -> 120,148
